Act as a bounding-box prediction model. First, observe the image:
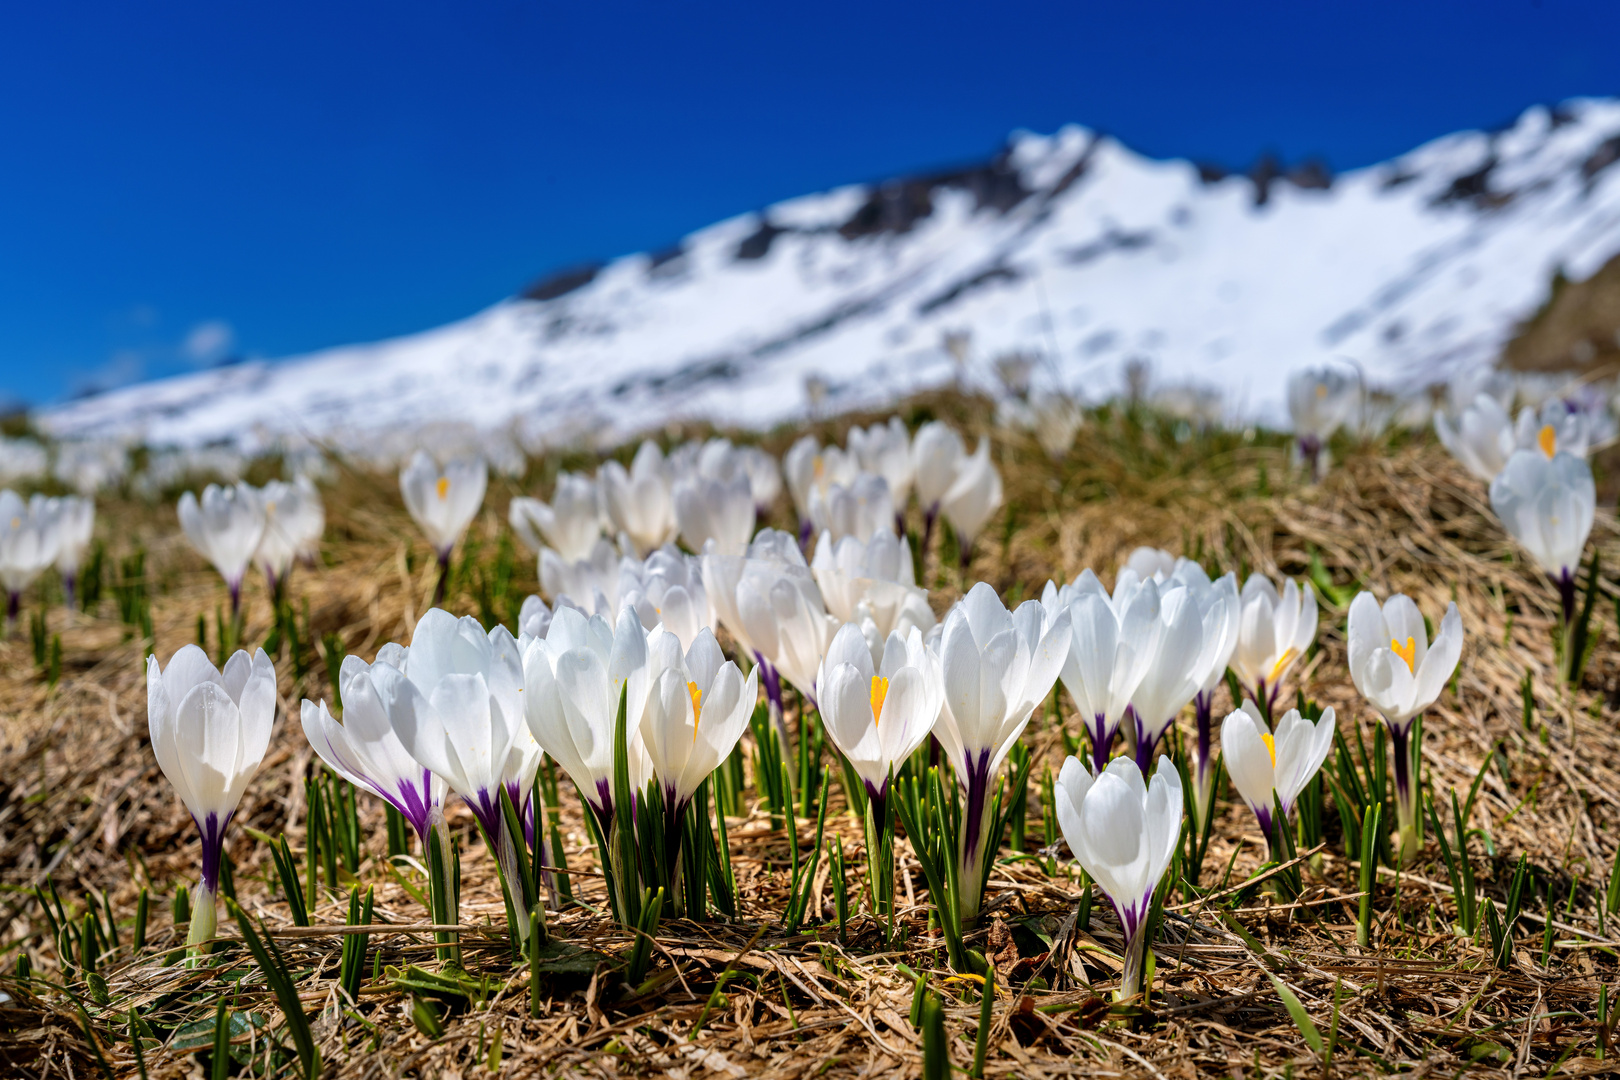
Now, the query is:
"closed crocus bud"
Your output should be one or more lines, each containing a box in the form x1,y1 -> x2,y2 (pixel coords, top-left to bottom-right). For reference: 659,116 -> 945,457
1048,570 -> 1160,771
540,536 -> 622,614
252,479 -> 322,592
148,645 -> 276,948
618,545 -> 713,650
1489,449 -> 1596,616
522,606 -> 652,835
808,473 -> 896,543
933,582 -> 1069,923
911,421 -> 966,518
738,446 -> 783,517
301,652 -> 447,843
510,473 -> 603,561
44,495 -> 95,608
1435,393 -> 1516,483
178,482 -> 265,614
1286,366 -> 1358,479
818,621 -> 943,825
1030,391 -> 1083,459
939,437 -> 1002,564
674,474 -> 756,557
1166,562 -> 1240,828
1221,700 -> 1335,858
849,416 -> 915,512
1054,754 -> 1181,1001
811,529 -> 933,642
599,442 -> 677,557
291,476 -> 325,564
1229,574 -> 1318,717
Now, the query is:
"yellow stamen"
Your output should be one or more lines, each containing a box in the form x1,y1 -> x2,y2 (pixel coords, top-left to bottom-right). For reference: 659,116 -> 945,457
1315,384 -> 1327,400
1538,424 -> 1557,458
1268,647 -> 1297,682
687,681 -> 703,743
813,456 -> 825,483
1261,732 -> 1275,766
1390,636 -> 1416,674
436,476 -> 450,499
870,676 -> 890,726
8,517 -> 18,530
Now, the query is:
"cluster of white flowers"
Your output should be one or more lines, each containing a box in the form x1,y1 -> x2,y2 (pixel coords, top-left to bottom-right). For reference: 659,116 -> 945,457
0,490 -> 96,616
178,477 -> 325,609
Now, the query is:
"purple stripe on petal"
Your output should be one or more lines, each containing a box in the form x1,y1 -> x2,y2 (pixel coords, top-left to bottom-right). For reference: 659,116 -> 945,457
194,810 -> 231,894
961,747 -> 994,861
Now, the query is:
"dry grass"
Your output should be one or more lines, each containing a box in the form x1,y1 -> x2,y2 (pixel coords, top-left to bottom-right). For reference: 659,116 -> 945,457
3,391 -> 1620,1078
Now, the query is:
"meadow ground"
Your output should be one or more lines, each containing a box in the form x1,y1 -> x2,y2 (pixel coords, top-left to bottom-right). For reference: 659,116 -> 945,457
2,391 -> 1619,1078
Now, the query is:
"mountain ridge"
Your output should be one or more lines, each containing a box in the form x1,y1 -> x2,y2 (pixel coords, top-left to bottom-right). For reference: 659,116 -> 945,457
42,98 -> 1620,454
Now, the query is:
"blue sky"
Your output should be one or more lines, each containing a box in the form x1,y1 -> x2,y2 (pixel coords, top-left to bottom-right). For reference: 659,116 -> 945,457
0,0 -> 1613,406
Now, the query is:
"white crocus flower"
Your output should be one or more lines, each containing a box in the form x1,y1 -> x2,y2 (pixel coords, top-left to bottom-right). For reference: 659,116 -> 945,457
1286,366 -> 1358,479
1229,574 -> 1318,718
540,535 -> 621,614
1054,755 -> 1182,1001
177,482 -> 265,614
1515,399 -> 1590,461
1123,546 -> 1175,583
1048,570 -> 1161,770
1030,391 -> 1083,459
0,492 -> 61,623
1167,561 -> 1240,828
784,436 -> 858,545
385,608 -> 539,937
939,437 -> 1002,563
599,441 -> 678,557
618,545 -> 713,651
640,628 -> 756,810
147,645 -> 276,947
738,445 -> 783,517
933,582 -> 1069,923
510,472 -> 603,561
703,528 -> 838,720
639,627 -> 756,902
849,416 -> 914,520
252,479 -> 323,593
818,622 -> 943,825
811,529 -> 933,648
384,610 -> 529,834
517,594 -> 558,644
1347,591 -> 1462,862
911,421 -> 966,528
42,496 -> 95,609
301,652 -> 448,844
1435,393 -> 1516,483
1489,449 -> 1596,618
522,606 -> 652,837
1221,700 -> 1335,859
1125,585 -> 1209,768
400,451 -> 487,565
808,473 -> 896,543
674,474 -> 756,557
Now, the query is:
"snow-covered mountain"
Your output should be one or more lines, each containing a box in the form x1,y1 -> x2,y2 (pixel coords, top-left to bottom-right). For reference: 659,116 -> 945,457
43,98 -> 1620,451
